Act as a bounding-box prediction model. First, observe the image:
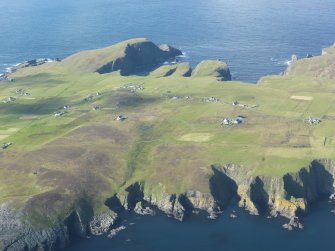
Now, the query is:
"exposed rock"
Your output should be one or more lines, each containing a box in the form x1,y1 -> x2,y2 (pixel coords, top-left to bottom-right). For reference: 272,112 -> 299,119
213,160 -> 335,218
3,159 -> 335,249
62,38 -> 182,76
107,226 -> 126,238
183,190 -> 217,214
0,202 -> 120,250
7,58 -> 56,74
113,160 -> 335,221
282,217 -> 304,231
0,204 -> 69,251
229,210 -> 238,219
285,44 -> 335,78
145,192 -> 186,221
159,44 -> 183,59
89,212 -> 118,235
134,202 -> 155,216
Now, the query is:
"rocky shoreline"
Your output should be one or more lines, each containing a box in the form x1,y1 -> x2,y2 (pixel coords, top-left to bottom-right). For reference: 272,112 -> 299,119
1,159 -> 335,250
0,58 -> 60,82
1,40 -> 335,250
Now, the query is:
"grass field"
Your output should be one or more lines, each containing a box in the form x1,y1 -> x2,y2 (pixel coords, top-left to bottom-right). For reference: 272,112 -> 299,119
0,41 -> 334,222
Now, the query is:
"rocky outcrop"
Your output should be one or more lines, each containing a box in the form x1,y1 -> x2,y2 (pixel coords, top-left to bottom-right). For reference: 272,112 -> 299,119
0,201 -> 119,251
282,216 -> 304,231
285,43 -> 335,78
88,212 -> 118,235
96,40 -> 182,75
0,204 -> 69,251
159,44 -> 183,59
218,160 -> 335,218
106,182 -> 187,221
2,160 -> 335,250
5,58 -> 58,75
192,60 -> 231,80
103,160 -> 335,222
134,201 -> 155,216
62,38 -> 182,76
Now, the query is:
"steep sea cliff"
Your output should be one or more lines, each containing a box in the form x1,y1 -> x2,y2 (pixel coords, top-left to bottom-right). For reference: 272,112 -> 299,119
1,159 -> 335,250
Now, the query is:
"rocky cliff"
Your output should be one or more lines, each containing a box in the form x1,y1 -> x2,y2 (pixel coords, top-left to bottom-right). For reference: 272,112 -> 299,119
0,202 -> 118,251
285,44 -> 335,79
61,38 -> 182,76
1,159 -> 335,250
106,159 -> 335,221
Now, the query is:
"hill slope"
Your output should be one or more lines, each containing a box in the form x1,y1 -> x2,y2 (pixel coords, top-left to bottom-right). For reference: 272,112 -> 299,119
61,38 -> 182,75
0,40 -> 335,250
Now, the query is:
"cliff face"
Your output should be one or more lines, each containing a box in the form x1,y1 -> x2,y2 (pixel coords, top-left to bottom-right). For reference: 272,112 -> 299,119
285,44 -> 335,79
224,160 -> 335,217
61,38 -> 182,76
0,202 -> 118,251
0,204 -> 69,251
2,159 -> 335,250
107,160 -> 335,221
96,41 -> 182,75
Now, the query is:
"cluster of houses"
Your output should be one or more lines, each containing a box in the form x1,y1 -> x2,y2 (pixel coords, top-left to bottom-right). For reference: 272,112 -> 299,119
306,117 -> 321,125
54,111 -> 65,117
170,95 -> 191,100
55,91 -> 103,117
2,142 -> 12,150
2,97 -> 16,103
122,83 -> 144,93
16,88 -> 30,96
54,105 -> 72,117
205,97 -> 220,103
222,116 -> 246,126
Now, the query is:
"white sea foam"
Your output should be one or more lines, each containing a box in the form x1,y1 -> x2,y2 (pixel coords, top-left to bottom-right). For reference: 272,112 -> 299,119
270,57 -> 291,66
176,52 -> 188,58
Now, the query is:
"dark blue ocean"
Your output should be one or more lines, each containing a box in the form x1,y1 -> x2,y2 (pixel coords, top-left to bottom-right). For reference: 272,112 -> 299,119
1,0 -> 335,82
67,202 -> 335,251
1,0 -> 335,250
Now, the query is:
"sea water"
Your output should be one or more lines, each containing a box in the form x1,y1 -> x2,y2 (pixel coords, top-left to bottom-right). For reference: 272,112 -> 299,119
67,202 -> 335,251
0,0 -> 335,82
1,1 -> 335,250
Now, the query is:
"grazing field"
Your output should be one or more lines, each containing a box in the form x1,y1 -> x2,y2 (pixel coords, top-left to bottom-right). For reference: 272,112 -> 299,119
0,40 -> 335,226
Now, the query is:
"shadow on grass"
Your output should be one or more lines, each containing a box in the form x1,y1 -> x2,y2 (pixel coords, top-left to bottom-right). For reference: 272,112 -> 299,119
15,73 -> 66,86
0,97 -> 69,115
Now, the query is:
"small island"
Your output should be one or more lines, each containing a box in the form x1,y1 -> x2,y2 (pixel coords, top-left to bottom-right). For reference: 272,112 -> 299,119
1,38 -> 335,250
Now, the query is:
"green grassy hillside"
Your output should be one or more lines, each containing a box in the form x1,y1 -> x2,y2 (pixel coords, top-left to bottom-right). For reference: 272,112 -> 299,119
0,40 -> 335,225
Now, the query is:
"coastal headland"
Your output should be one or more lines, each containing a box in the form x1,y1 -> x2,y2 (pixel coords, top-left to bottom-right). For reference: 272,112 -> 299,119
1,38 -> 335,250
